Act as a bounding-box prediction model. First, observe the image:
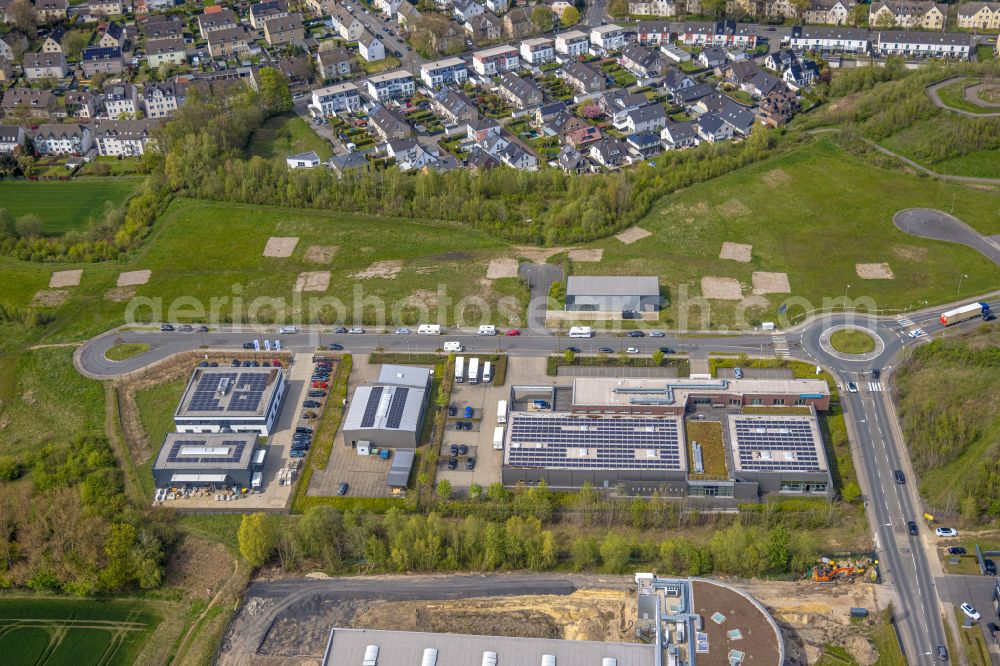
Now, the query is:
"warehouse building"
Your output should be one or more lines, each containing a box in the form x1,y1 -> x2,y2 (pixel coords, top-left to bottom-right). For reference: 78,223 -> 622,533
564,275 -> 661,312
174,366 -> 287,435
152,432 -> 259,489
342,365 -> 430,448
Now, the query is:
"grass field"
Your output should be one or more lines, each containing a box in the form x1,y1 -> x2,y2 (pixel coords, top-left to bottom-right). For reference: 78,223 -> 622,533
248,114 -> 333,162
0,179 -> 139,235
572,137 -> 1000,329
830,329 -> 875,354
0,598 -> 163,666
104,342 -> 149,361
879,117 -> 1000,179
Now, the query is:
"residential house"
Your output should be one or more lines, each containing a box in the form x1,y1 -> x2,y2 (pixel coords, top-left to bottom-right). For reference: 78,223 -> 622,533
673,81 -> 713,103
589,136 -> 628,167
144,16 -> 184,41
277,56 -> 311,84
485,0 -> 508,13
875,30 -> 972,57
662,68 -> 695,94
311,81 -> 362,114
1,31 -> 27,62
23,52 -> 69,80
467,116 -> 501,142
420,56 -> 468,88
465,12 -> 503,44
721,59 -> 762,85
520,36 -> 554,65
619,43 -> 665,78
206,26 -> 249,58
0,56 -> 11,82
757,86 -> 799,126
599,90 -> 650,125
956,2 -> 1000,30
546,109 -> 590,137
788,25 -> 869,53
365,69 -> 415,101
358,30 -> 385,61
397,1 -> 421,27
697,46 -> 726,68
430,22 -> 465,53
557,145 -> 587,173
503,7 -> 536,40
329,152 -> 369,176
472,44 -> 519,75
287,151 -> 321,168
868,0 -> 946,29
803,0 -> 856,25
147,38 -> 187,68
744,70 -> 781,97
142,81 -> 181,118
660,43 -> 691,63
621,103 -> 667,134
627,132 -> 662,159
82,46 -> 124,76
453,0 -> 484,21
0,125 -> 26,152
533,100 -> 566,125
369,104 -> 413,140
718,101 -> 756,135
555,29 -> 589,56
250,0 -> 289,29
198,9 -> 239,39
680,21 -> 757,49
93,118 -> 158,156
102,82 -> 139,118
305,0 -> 335,16
316,46 -> 353,80
495,71 -> 544,108
374,0 -> 402,18
2,88 -> 56,119
387,137 -> 438,170
629,0 -> 676,16
782,60 -> 819,88
498,141 -> 537,170
433,88 -> 480,124
546,0 -> 575,20
331,7 -> 365,40
99,21 -> 126,49
33,123 -> 91,155
590,24 -> 625,52
137,0 -> 176,12
660,120 -> 699,149
81,0 -> 124,20
636,20 -> 672,46
264,14 -> 304,46
561,60 -> 606,95
41,25 -> 67,54
763,49 -> 796,71
695,112 -> 732,142
36,0 -> 68,22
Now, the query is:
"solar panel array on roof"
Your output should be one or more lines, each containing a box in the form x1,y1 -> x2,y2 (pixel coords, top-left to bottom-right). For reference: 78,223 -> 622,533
185,370 -> 276,414
733,417 -> 821,472
165,439 -> 247,464
360,386 -> 384,428
228,373 -> 269,412
506,414 -> 683,470
189,371 -> 237,412
385,387 -> 410,429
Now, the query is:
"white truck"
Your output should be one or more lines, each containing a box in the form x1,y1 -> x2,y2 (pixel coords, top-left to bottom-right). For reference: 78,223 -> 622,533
493,426 -> 505,450
482,361 -> 492,383
468,357 -> 479,384
478,324 -> 496,336
454,356 -> 465,383
418,324 -> 441,335
496,399 -> 507,424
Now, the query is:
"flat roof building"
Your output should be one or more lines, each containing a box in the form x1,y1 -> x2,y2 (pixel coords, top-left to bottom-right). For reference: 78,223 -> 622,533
565,275 -> 660,312
342,364 -> 430,448
387,447 -> 415,489
174,366 -> 287,436
152,432 -> 259,489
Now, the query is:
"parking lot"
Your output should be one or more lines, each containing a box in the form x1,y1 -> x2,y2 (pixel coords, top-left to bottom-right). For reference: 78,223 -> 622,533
436,375 -> 509,490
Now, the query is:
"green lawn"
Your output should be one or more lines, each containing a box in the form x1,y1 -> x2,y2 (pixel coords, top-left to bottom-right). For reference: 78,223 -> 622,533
976,44 -> 996,63
928,149 -> 1000,179
879,116 -> 1000,178
0,179 -> 139,235
0,598 -> 163,666
935,80 -> 997,115
248,113 -> 333,162
104,342 -> 150,361
830,329 -> 875,354
572,137 -> 1000,329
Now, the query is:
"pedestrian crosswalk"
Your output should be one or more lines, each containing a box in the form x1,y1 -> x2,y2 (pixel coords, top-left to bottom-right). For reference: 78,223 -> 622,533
867,382 -> 884,392
772,332 -> 789,358
897,318 -> 915,327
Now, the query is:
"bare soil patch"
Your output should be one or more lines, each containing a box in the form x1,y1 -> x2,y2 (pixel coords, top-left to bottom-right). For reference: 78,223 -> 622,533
761,168 -> 791,188
352,260 -> 403,280
49,269 -> 82,288
719,198 -> 751,217
404,289 -> 439,310
262,236 -> 299,258
304,245 -> 338,263
105,286 -> 136,302
893,245 -> 928,261
752,271 -> 791,294
486,257 -> 519,279
33,289 -> 69,307
568,248 -> 604,262
514,246 -> 573,262
117,269 -> 151,287
978,85 -> 1000,105
855,262 -> 895,280
740,294 -> 770,310
614,227 -> 652,244
719,242 -> 753,263
165,534 -> 234,602
702,276 -> 743,300
293,271 -> 331,292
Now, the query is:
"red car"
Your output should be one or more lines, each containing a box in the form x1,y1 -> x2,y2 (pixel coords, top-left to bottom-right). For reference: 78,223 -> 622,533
312,381 -> 328,388
505,329 -> 521,336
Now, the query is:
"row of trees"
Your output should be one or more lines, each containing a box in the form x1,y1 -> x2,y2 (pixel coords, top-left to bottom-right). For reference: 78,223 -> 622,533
238,506 -> 821,578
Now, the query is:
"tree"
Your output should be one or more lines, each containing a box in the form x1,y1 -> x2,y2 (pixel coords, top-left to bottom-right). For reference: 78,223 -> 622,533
841,481 -> 861,503
238,513 -> 277,567
563,349 -> 576,363
599,534 -> 631,573
436,479 -> 452,500
257,67 -> 293,114
0,210 -> 15,238
6,0 -> 38,38
848,3 -> 868,26
790,0 -> 810,21
764,525 -> 790,573
63,31 -> 89,61
961,495 -> 980,526
608,0 -> 629,17
874,11 -> 895,28
651,350 -> 665,365
487,481 -> 508,501
630,496 -> 647,529
700,0 -> 727,17
570,535 -> 599,570
15,214 -> 42,238
531,5 -> 555,32
560,5 -> 580,25
469,482 -> 483,499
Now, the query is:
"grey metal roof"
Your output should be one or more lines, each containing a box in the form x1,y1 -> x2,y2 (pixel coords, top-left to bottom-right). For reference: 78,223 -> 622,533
566,275 -> 659,297
386,448 -> 415,487
377,364 -> 431,390
153,432 -> 258,473
344,384 -> 425,434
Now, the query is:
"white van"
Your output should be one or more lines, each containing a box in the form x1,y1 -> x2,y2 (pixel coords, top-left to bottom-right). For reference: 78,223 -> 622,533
279,326 -> 298,334
478,325 -> 496,336
443,341 -> 463,352
418,324 -> 441,335
569,326 -> 593,338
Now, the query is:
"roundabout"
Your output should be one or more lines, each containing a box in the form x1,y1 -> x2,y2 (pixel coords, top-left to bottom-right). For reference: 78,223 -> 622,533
926,76 -> 1000,117
818,324 -> 885,363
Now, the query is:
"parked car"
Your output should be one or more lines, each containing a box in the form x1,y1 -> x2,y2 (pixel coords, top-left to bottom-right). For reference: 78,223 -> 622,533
907,520 -> 918,535
659,347 -> 674,354
178,324 -> 193,332
464,406 -> 473,418
935,527 -> 958,537
312,381 -> 328,388
348,327 -> 365,334
296,426 -> 313,434
450,444 -> 459,456
243,342 -> 255,349
566,346 -> 581,353
626,347 -> 640,354
289,449 -> 307,458
160,324 -> 174,331
197,325 -> 209,332
985,559 -> 997,576
457,444 -> 468,456
337,482 -> 349,496
333,326 -> 348,334
395,327 -> 410,334
328,343 -> 344,350
650,331 -> 665,337
734,367 -> 743,379
948,547 -> 967,555
466,457 -> 476,470
302,400 -> 321,408
937,645 -> 948,662
447,458 -> 458,470
506,329 -> 521,336
627,330 -> 644,337
448,406 -> 457,417
987,622 -> 999,636
961,602 -> 981,621
231,359 -> 241,367
599,347 -> 614,353
308,390 -> 327,397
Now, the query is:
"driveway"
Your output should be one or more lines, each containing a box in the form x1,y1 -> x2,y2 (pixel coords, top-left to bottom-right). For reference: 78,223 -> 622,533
518,262 -> 563,334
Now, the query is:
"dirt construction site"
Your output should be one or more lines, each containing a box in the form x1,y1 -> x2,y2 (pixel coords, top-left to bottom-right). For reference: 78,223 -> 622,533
218,573 -> 892,666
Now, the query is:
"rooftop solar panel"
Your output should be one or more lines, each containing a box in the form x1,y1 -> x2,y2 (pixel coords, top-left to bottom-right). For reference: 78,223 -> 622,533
731,417 -> 822,472
360,386 -> 384,428
385,387 -> 410,429
165,439 -> 247,464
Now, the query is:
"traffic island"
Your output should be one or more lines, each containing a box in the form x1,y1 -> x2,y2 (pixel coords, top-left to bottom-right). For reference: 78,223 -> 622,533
830,329 -> 876,355
819,324 -> 886,363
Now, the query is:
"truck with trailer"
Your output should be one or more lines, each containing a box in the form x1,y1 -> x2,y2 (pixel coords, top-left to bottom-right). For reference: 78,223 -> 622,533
493,426 -> 505,450
940,302 -> 991,326
454,356 -> 465,383
497,399 -> 507,423
468,357 -> 480,384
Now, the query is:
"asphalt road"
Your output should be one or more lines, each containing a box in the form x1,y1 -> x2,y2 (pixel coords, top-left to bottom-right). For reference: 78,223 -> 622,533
894,208 -> 1000,266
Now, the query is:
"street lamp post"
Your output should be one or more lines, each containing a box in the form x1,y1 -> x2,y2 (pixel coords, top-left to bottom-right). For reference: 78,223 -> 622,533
843,284 -> 851,312
958,274 -> 968,297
